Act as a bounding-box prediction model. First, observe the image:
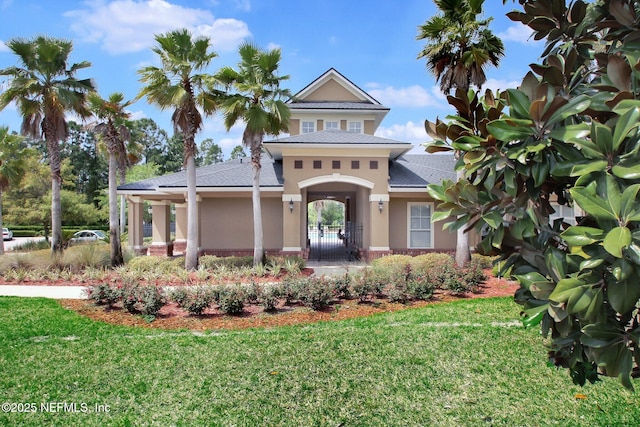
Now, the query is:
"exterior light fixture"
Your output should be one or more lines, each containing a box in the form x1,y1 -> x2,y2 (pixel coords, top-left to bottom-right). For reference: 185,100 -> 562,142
289,199 -> 294,213
378,199 -> 384,213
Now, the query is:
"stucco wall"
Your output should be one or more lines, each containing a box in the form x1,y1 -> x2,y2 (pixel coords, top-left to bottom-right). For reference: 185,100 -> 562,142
200,196 -> 283,250
304,79 -> 360,101
389,197 -> 457,251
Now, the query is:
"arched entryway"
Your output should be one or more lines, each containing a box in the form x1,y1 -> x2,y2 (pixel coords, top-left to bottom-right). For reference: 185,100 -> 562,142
306,195 -> 362,261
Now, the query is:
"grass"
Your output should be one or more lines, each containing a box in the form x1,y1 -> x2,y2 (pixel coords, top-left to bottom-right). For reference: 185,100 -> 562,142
1,297 -> 639,426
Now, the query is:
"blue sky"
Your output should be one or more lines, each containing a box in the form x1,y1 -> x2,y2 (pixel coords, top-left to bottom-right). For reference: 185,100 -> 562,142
0,0 -> 543,158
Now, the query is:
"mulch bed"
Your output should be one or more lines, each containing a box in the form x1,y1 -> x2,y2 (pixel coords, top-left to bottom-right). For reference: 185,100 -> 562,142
53,272 -> 519,331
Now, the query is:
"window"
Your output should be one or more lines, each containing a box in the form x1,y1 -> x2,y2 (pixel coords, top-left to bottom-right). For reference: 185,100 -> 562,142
351,160 -> 360,169
325,121 -> 339,130
549,203 -> 576,226
332,160 -> 341,169
294,160 -> 303,169
348,121 -> 362,133
313,160 -> 322,169
370,160 -> 378,169
408,203 -> 433,248
302,121 -> 315,134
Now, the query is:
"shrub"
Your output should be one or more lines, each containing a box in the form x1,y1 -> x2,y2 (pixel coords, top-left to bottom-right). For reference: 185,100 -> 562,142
218,284 -> 246,315
351,272 -> 375,303
469,253 -> 494,270
409,253 -> 454,275
298,277 -> 334,310
387,281 -> 410,304
85,283 -> 121,307
126,256 -> 183,275
121,283 -> 165,317
407,275 -> 435,301
260,285 -> 280,312
65,244 -> 111,269
283,256 -> 305,275
278,277 -> 302,305
244,281 -> 261,305
371,255 -> 412,274
182,286 -> 216,316
199,255 -> 253,270
168,287 -> 189,307
332,274 -> 352,299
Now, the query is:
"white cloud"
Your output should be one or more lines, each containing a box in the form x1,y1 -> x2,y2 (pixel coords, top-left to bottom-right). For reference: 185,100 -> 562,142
0,40 -> 9,52
233,0 -> 251,12
375,121 -> 428,144
482,78 -> 520,93
127,110 -> 147,121
266,42 -> 281,51
498,23 -> 542,44
367,84 -> 446,108
65,0 -> 251,54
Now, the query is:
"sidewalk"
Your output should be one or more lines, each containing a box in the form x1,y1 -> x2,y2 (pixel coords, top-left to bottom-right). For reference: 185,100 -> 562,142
0,285 -> 86,299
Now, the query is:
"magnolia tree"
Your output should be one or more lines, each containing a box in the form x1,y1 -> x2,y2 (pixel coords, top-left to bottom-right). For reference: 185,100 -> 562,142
425,0 -> 640,389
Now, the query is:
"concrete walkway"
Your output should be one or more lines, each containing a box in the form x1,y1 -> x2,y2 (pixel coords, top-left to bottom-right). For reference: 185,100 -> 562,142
0,285 -> 86,299
0,262 -> 370,300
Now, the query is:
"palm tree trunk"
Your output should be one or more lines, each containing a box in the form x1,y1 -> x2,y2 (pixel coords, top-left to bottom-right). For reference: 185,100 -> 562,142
109,152 -> 124,267
0,189 -> 4,256
454,165 -> 471,267
119,169 -> 126,235
51,175 -> 62,253
249,135 -> 264,266
185,153 -> 199,270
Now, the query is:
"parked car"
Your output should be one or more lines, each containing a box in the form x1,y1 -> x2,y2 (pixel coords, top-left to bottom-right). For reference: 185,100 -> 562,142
69,230 -> 107,244
2,228 -> 13,241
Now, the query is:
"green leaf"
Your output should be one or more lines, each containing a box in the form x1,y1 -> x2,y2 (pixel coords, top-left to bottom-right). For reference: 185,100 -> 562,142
487,119 -> 535,141
545,95 -> 591,126
515,271 -> 549,290
549,277 -> 585,303
522,303 -> 548,327
608,276 -> 640,314
569,160 -> 608,176
482,211 -> 503,229
561,226 -> 605,247
506,89 -> 531,118
612,105 -> 640,150
571,187 -> 618,221
602,226 -> 631,258
581,323 -> 624,349
548,123 -> 590,142
612,160 -> 640,180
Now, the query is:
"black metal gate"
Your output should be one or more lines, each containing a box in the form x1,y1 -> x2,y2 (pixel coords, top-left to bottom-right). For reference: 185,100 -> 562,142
308,222 -> 362,262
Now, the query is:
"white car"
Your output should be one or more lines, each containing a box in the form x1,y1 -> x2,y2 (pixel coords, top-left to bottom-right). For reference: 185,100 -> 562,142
2,228 -> 13,241
69,230 -> 107,244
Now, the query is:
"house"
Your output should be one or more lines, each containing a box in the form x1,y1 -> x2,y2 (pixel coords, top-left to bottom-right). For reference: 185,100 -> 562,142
118,68 -> 459,261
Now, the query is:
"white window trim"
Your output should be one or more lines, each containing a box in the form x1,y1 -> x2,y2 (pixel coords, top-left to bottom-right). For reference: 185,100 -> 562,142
301,120 -> 315,133
407,202 -> 434,249
347,120 -> 363,133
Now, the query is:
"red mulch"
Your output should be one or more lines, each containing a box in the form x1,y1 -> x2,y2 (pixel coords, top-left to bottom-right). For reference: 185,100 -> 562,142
2,269 -> 520,331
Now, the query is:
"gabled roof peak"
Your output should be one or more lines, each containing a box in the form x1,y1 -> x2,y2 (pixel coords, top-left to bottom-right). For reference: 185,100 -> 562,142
291,68 -> 382,105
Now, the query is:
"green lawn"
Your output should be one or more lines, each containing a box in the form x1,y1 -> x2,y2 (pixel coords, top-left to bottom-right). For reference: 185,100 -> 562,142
1,296 -> 639,426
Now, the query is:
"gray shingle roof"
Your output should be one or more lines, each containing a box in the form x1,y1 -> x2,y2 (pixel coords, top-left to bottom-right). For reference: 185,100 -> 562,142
264,129 -> 409,145
118,153 -> 455,192
118,156 -> 283,191
389,154 -> 456,188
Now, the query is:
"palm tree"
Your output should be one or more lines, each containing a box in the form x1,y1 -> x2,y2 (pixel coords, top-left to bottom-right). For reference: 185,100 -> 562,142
87,92 -> 132,267
0,127 -> 29,255
138,29 -> 220,270
417,0 -> 504,267
0,36 -> 94,254
216,42 -> 291,266
417,0 -> 504,94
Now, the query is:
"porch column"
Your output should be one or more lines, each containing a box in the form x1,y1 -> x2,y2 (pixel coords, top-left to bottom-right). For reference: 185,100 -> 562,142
173,203 -> 187,254
148,200 -> 173,257
127,196 -> 146,256
281,193 -> 303,257
368,193 -> 391,260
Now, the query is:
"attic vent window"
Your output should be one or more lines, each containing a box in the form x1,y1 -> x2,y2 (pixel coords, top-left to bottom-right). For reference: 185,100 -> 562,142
370,160 -> 378,170
348,121 -> 362,133
294,160 -> 303,169
325,121 -> 339,130
351,160 -> 360,169
332,160 -> 341,169
313,160 -> 322,169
